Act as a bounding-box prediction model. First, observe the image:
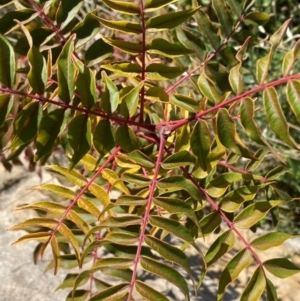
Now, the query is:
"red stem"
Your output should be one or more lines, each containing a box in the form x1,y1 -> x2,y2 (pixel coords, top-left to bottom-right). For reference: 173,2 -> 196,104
0,87 -> 155,132
127,128 -> 167,301
165,13 -> 246,94
166,73 -> 300,132
49,147 -> 120,243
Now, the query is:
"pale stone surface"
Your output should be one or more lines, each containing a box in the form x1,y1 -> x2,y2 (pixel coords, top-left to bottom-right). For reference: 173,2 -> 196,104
0,164 -> 68,301
1,163 -> 300,301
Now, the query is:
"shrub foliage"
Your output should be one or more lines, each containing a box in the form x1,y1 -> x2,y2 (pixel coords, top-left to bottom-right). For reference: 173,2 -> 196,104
1,0 -> 300,300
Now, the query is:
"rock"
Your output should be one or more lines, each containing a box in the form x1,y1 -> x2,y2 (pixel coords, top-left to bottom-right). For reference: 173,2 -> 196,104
0,164 -> 67,301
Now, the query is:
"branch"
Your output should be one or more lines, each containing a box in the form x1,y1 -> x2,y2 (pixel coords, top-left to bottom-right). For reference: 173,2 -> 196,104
127,127 -> 168,301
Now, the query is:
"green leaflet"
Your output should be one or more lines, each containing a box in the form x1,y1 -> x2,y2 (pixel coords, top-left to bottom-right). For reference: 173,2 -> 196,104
144,0 -> 179,11
147,38 -> 194,58
12,232 -> 51,246
140,256 -> 190,301
217,249 -> 253,301
240,268 -> 266,301
144,235 -> 194,281
256,52 -> 272,85
226,0 -> 243,16
198,72 -> 222,103
161,150 -> 196,169
113,196 -> 147,207
104,232 -> 139,245
198,212 -> 222,236
85,38 -> 113,66
31,183 -> 76,199
120,81 -> 144,117
73,267 -> 130,298
0,34 -> 15,87
0,93 -> 13,124
191,120 -> 212,171
58,223 -> 81,261
77,197 -> 101,218
270,19 -> 291,50
97,216 -> 142,228
67,114 -> 91,170
245,11 -> 270,25
171,94 -> 199,112
102,169 -> 130,195
94,17 -> 142,34
149,216 -> 194,243
102,63 -> 141,78
72,10 -> 100,47
286,80 -> 300,123
15,201 -> 65,215
51,236 -> 60,275
251,232 -> 294,251
146,7 -> 200,31
17,22 -> 47,94
93,119 -> 115,155
157,176 -> 202,202
229,63 -> 243,95
282,40 -> 300,76
266,165 -> 289,180
205,230 -> 235,266
88,183 -> 111,209
57,35 -> 76,103
263,258 -> 300,278
246,148 -> 269,172
233,200 -> 282,229
206,172 -> 259,198
66,290 -> 89,301
153,197 -> 199,226
56,0 -> 83,28
175,124 -> 190,152
128,150 -> 155,168
102,37 -> 142,55
240,97 -> 286,164
89,284 -> 129,301
45,165 -> 87,187
0,9 -> 35,34
257,20 -> 290,84
145,86 -> 169,103
212,0 -> 233,36
198,230 -> 235,289
10,101 -> 42,149
146,64 -> 187,80
263,87 -> 299,149
101,71 -> 119,113
135,281 -> 169,301
240,98 -> 267,141
122,173 -> 150,187
35,108 -> 66,161
193,8 -> 220,50
220,185 -> 259,212
229,37 -> 250,95
75,65 -> 97,109
217,108 -> 256,159
115,125 -> 139,152
100,268 -> 132,283
27,45 -> 47,94
10,217 -> 58,230
176,27 -> 206,60
266,279 -> 278,301
102,0 -> 139,15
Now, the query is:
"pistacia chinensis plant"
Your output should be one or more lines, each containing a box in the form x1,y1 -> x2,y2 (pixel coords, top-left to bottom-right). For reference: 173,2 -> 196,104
1,0 -> 300,300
